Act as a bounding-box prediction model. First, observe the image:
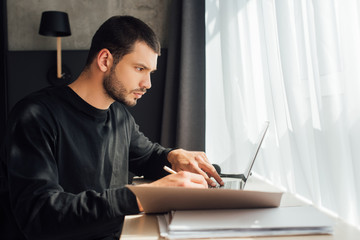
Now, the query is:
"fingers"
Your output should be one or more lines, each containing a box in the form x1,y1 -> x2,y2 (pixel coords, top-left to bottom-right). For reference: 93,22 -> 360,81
194,155 -> 224,186
150,171 -> 208,188
167,149 -> 224,186
191,161 -> 217,187
173,171 -> 208,188
181,171 -> 208,188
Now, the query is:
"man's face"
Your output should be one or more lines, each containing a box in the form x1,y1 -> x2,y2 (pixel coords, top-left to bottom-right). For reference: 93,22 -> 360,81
103,41 -> 158,107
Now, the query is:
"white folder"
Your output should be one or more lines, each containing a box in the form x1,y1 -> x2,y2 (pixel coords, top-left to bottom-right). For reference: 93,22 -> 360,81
158,206 -> 334,239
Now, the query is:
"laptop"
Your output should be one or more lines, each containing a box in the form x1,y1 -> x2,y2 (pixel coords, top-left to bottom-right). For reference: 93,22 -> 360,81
214,121 -> 270,190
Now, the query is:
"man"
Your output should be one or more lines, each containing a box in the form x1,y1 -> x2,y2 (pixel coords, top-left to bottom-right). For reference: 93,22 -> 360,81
0,16 -> 223,239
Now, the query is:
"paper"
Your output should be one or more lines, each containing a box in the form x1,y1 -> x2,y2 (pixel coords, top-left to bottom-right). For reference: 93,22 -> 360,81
127,185 -> 283,213
157,206 -> 334,239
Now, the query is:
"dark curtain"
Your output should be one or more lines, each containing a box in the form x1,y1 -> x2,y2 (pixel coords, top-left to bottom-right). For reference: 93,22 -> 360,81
0,0 -> 8,146
161,0 -> 206,151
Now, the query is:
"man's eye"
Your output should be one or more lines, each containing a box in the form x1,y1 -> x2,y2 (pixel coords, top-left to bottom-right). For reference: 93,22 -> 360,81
136,67 -> 144,71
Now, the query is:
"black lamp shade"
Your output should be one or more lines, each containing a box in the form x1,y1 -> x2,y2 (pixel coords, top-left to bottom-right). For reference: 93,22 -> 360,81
39,11 -> 71,37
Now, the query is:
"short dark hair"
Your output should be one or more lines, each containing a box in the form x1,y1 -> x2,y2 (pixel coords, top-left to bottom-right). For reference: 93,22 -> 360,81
85,15 -> 161,67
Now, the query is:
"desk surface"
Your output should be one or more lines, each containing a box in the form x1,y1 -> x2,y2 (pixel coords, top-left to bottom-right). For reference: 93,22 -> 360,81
120,176 -> 360,240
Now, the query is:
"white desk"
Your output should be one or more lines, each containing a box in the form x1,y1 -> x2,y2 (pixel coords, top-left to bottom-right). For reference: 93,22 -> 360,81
120,176 -> 360,240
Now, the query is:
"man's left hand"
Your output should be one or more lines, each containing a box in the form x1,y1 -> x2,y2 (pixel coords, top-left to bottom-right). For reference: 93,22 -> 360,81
167,149 -> 224,187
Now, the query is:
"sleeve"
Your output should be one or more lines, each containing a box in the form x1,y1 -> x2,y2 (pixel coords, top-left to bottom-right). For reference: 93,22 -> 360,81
126,112 -> 173,180
3,100 -> 140,240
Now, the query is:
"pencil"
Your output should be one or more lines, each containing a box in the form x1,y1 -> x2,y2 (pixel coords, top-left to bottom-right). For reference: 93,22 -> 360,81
163,166 -> 177,174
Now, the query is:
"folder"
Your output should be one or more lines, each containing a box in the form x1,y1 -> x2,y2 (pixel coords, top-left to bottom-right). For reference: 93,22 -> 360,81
127,185 -> 283,213
157,206 -> 334,239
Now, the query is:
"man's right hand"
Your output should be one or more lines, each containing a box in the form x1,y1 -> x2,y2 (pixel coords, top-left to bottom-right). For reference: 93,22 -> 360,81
135,171 -> 207,212
147,171 -> 208,188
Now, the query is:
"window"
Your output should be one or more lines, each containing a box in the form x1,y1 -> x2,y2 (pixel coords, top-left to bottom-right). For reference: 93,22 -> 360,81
206,0 -> 360,227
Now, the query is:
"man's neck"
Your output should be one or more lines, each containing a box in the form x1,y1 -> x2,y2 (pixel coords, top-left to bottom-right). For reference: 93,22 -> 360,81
68,72 -> 114,110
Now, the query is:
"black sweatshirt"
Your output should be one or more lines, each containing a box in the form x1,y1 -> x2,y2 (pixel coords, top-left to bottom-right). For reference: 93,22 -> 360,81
0,86 -> 171,239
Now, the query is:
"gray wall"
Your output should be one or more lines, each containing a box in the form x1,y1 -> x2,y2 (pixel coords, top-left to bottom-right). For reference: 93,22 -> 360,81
7,0 -> 171,51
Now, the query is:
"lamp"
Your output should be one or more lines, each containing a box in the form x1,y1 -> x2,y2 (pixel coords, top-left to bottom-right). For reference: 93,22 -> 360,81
39,11 -> 72,85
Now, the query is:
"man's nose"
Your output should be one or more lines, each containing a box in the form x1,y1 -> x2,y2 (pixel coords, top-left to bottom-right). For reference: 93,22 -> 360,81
141,74 -> 152,89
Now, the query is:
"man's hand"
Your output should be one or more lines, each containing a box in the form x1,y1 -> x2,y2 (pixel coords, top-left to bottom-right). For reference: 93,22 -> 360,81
149,171 -> 208,188
167,149 -> 224,187
136,171 -> 208,211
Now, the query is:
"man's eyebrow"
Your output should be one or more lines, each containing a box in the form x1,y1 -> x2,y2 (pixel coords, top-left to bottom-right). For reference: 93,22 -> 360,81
136,63 -> 157,72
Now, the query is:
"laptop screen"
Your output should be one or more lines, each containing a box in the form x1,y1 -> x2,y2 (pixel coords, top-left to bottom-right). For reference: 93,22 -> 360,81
243,121 -> 270,180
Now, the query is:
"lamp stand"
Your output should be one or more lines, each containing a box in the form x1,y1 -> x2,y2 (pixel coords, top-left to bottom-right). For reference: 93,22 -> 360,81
46,36 -> 72,86
57,37 -> 62,79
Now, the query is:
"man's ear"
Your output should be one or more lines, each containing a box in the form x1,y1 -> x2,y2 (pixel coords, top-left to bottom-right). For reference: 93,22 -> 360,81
97,49 -> 113,72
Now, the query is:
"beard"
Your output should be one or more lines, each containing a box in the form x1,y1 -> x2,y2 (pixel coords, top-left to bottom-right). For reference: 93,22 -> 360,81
103,67 -> 146,107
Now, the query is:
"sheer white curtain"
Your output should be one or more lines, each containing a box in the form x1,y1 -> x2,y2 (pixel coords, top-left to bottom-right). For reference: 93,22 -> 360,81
205,0 -> 360,227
